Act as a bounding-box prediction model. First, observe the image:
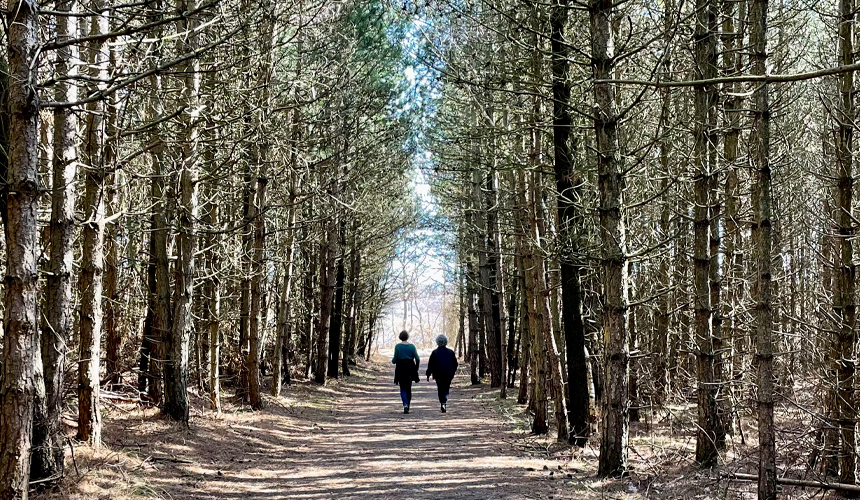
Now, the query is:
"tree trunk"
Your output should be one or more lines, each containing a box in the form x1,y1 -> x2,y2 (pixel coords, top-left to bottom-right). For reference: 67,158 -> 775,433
32,53 -> 51,489
465,168 -> 481,385
628,272 -> 639,423
652,0 -> 675,406
204,185 -> 221,412
246,170 -> 266,409
516,252 -> 531,405
457,261 -> 466,360
273,171 -> 299,394
143,1 -> 169,403
328,224 -> 346,379
830,0 -> 858,485
550,0 -> 590,447
750,0 -> 775,495
314,187 -> 339,384
33,0 -> 76,479
467,255 -> 480,385
485,169 -> 504,389
473,165 -> 493,383
104,176 -> 120,390
654,179 -> 671,404
357,281 -> 374,359
238,160 -> 254,398
164,0 -> 199,421
721,0 -> 745,438
534,176 -> 568,441
523,168 -> 548,435
506,267 -> 518,388
0,2 -> 39,494
103,33 -> 121,391
693,0 -> 722,467
78,0 -> 110,445
365,310 -> 377,362
164,143 -> 197,421
343,222 -> 361,377
487,168 -> 506,396
590,0 -> 629,478
301,202 -> 316,378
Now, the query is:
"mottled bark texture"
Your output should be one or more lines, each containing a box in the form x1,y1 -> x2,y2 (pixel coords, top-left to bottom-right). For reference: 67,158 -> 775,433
750,0 -> 775,496
1,1 -> 40,496
590,0 -> 630,478
550,0 -> 590,447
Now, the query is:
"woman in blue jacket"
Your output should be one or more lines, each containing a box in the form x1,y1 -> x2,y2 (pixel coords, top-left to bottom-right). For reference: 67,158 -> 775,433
426,334 -> 458,413
392,330 -> 419,413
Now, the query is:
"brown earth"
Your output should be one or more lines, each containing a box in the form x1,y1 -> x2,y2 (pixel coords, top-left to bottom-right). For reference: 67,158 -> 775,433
34,360 -> 788,500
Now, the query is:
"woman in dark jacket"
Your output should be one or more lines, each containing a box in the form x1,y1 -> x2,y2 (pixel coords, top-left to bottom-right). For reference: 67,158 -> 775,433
392,330 -> 419,413
426,334 -> 458,413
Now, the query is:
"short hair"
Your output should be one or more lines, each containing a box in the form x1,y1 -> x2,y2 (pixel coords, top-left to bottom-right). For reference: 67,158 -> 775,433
436,334 -> 448,347
399,330 -> 409,341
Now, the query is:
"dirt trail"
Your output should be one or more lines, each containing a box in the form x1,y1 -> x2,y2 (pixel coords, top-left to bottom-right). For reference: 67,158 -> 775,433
70,363 -> 580,500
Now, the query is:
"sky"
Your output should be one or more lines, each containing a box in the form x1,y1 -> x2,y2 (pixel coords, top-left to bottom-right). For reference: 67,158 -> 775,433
372,8 -> 461,351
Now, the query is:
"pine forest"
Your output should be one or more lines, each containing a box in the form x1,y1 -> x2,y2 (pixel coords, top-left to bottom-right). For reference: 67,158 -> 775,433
1,0 -> 859,498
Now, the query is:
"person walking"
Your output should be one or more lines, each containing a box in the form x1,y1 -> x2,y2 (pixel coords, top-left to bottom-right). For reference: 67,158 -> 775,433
426,334 -> 458,413
392,330 -> 419,413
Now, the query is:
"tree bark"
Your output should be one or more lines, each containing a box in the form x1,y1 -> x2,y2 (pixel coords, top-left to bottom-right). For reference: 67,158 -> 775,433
327,224 -> 346,379
485,169 -> 504,389
104,176 -> 120,390
467,254 -> 480,385
750,0 -> 775,495
652,0 -> 675,406
473,165 -> 494,383
693,0 -> 723,467
550,0 -> 590,447
457,260 -> 466,360
302,203 -> 316,378
33,0 -> 76,479
522,167 -> 548,435
829,0 -> 858,486
0,2 -> 40,495
273,170 -> 299,394
465,163 -> 481,385
516,254 -> 531,406
238,160 -> 254,399
721,0 -> 745,439
246,170 -> 266,409
103,31 -> 121,391
506,265 -> 518,388
143,0 -> 169,404
487,168 -> 506,396
590,0 -> 630,478
534,176 -> 568,441
203,182 -> 221,411
343,222 -> 361,377
163,0 -> 199,421
314,181 -> 339,384
78,0 -> 110,446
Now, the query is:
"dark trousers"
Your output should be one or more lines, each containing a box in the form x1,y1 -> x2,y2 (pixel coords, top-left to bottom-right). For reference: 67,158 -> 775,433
435,376 -> 452,404
399,380 -> 412,406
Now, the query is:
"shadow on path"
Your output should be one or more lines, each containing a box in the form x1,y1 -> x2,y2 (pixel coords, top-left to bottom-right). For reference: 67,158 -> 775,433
107,364 -> 573,499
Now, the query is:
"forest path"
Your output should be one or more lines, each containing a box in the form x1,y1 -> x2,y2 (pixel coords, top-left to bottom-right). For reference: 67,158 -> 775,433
107,362 -> 579,500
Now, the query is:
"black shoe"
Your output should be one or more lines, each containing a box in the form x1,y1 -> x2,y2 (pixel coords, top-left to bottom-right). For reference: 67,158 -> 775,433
404,406 -> 409,414
441,404 -> 446,413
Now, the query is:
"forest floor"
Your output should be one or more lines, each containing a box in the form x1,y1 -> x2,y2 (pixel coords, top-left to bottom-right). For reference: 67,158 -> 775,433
35,359 -> 815,499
